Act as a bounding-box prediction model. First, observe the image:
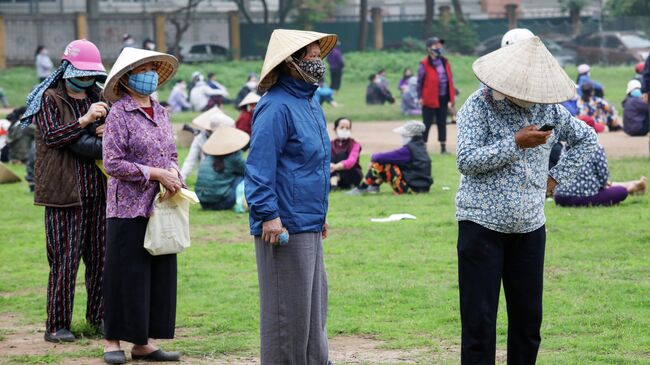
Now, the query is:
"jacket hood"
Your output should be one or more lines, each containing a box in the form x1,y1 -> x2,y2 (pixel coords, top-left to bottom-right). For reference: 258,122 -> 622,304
275,74 -> 318,99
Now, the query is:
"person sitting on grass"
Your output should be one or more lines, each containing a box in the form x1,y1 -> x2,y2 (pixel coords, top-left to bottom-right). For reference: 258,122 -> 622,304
366,73 -> 395,105
347,120 -> 432,195
235,91 -> 261,137
554,141 -> 646,207
195,126 -> 249,212
577,82 -> 622,131
180,107 -> 235,180
330,117 -> 362,190
314,79 -> 339,107
622,79 -> 649,137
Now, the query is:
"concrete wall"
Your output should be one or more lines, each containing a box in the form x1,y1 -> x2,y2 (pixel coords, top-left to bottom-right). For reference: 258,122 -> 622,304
2,12 -> 229,66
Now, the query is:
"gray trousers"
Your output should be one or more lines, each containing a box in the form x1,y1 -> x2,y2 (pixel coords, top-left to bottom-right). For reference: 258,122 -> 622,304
255,232 -> 329,365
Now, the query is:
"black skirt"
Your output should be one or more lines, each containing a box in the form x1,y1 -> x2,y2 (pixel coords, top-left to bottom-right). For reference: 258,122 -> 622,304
103,217 -> 177,345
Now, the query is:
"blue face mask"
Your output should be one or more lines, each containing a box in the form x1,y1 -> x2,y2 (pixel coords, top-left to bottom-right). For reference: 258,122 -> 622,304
631,89 -> 642,98
66,77 -> 95,92
127,70 -> 159,96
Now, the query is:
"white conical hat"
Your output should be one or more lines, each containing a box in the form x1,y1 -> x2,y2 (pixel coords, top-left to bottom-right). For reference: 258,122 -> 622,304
0,162 -> 20,183
192,107 -> 235,131
202,126 -> 250,156
258,29 -> 337,92
103,47 -> 179,102
472,37 -> 576,104
238,92 -> 262,108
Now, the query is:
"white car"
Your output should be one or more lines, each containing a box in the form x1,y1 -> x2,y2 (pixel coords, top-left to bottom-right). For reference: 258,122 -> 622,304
180,43 -> 228,63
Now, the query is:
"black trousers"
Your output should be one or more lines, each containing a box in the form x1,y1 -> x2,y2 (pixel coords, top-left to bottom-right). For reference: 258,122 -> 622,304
457,221 -> 545,365
422,94 -> 449,143
104,217 -> 177,345
330,68 -> 343,91
332,168 -> 362,189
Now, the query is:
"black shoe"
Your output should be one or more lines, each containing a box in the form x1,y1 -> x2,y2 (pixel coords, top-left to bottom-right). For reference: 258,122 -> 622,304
132,349 -> 181,362
103,350 -> 126,364
44,328 -> 75,343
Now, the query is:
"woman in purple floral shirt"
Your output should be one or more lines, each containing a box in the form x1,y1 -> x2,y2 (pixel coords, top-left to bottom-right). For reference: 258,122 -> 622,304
101,48 -> 183,364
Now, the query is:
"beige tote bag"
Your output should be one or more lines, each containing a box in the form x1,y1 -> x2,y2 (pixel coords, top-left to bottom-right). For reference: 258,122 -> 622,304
144,184 -> 199,256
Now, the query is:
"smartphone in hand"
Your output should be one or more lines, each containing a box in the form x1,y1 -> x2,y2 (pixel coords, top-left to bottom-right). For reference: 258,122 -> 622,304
538,124 -> 555,132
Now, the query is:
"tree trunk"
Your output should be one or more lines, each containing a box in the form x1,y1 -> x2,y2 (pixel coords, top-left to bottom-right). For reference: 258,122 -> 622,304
358,0 -> 368,51
570,8 -> 581,36
261,0 -> 269,24
278,0 -> 293,25
451,0 -> 465,23
424,0 -> 434,38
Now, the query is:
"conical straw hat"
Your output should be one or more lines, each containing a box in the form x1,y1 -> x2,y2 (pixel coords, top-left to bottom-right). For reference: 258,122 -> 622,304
202,126 -> 250,156
238,92 -> 262,108
258,29 -> 337,92
472,37 -> 575,104
104,47 -> 178,102
192,107 -> 235,131
0,162 -> 20,183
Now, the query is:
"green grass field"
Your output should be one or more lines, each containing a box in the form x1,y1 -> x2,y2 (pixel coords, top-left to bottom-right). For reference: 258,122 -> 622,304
0,51 -> 637,124
1,151 -> 649,364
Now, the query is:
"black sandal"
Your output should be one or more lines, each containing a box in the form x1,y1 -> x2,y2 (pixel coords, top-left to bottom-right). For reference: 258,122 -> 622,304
132,349 -> 181,362
103,350 -> 126,364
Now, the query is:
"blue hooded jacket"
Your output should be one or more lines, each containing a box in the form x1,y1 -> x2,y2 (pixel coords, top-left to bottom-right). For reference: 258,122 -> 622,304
245,74 -> 331,235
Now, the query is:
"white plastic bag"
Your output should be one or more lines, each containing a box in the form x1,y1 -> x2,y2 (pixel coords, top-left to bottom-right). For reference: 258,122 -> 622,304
144,184 -> 199,256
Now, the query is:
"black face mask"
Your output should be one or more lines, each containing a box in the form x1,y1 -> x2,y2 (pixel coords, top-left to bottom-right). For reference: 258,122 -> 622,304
67,77 -> 96,91
581,89 -> 593,101
295,59 -> 326,83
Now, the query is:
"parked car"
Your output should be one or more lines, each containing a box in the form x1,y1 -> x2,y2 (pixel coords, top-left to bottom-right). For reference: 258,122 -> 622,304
179,43 -> 228,63
474,36 -> 576,66
570,31 -> 650,65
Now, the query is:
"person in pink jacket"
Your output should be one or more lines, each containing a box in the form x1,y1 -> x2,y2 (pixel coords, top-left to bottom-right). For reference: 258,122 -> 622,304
329,117 -> 362,190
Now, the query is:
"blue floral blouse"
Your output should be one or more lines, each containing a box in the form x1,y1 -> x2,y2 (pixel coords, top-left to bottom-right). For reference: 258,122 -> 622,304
554,145 -> 608,197
455,88 -> 598,233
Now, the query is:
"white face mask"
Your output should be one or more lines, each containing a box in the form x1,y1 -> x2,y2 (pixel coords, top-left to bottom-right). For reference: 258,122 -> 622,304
507,96 -> 535,109
336,129 -> 351,140
246,81 -> 257,90
401,136 -> 412,145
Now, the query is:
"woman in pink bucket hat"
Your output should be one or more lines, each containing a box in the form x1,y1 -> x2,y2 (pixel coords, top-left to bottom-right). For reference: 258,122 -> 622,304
21,39 -> 110,343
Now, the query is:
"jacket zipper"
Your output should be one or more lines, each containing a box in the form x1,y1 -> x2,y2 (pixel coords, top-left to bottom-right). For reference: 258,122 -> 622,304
307,97 -> 328,229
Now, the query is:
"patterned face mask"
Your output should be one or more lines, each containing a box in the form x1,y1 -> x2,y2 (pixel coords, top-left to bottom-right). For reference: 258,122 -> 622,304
127,70 -> 159,96
295,59 -> 326,83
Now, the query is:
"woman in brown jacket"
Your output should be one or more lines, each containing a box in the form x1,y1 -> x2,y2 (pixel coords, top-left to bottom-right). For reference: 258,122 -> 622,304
21,39 -> 109,343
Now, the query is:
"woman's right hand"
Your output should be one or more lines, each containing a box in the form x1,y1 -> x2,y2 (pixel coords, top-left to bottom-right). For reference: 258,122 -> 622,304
262,217 -> 283,245
150,167 -> 182,201
80,102 -> 109,128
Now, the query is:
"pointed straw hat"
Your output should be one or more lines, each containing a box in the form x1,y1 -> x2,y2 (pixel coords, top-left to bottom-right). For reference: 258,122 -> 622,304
472,37 -> 576,104
103,47 -> 179,102
192,107 -> 235,131
258,29 -> 338,93
0,162 -> 21,184
202,126 -> 250,156
238,92 -> 262,108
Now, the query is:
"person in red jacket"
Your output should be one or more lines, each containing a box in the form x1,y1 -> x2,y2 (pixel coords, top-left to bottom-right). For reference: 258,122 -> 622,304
235,91 -> 261,137
417,36 -> 455,153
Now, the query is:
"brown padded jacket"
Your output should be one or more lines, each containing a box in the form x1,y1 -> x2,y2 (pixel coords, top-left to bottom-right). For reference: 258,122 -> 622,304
33,82 -> 102,208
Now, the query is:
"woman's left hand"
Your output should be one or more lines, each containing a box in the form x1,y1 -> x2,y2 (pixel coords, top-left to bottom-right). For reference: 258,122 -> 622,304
96,124 -> 105,138
322,221 -> 329,240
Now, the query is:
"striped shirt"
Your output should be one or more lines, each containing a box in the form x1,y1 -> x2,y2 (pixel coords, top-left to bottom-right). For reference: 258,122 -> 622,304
36,94 -> 105,198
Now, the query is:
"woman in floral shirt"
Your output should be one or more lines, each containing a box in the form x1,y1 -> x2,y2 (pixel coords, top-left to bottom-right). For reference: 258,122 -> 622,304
101,48 -> 183,364
455,30 -> 598,364
576,82 -> 622,131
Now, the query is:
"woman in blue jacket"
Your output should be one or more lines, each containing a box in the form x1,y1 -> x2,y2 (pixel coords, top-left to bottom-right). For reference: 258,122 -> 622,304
245,29 -> 337,365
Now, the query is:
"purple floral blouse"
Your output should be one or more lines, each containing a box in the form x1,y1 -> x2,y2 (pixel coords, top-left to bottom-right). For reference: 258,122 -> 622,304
103,93 -> 182,218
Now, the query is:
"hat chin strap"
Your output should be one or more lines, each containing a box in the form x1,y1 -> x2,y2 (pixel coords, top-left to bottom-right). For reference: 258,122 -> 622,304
285,57 -> 319,84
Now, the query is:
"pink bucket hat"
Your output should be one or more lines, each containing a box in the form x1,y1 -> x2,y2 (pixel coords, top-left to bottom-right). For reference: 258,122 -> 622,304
61,39 -> 106,72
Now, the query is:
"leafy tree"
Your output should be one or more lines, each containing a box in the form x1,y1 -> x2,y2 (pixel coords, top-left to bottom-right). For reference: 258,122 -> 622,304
607,0 -> 650,16
559,0 -> 591,36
